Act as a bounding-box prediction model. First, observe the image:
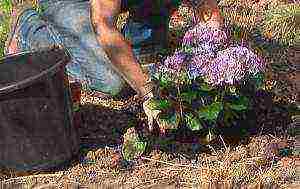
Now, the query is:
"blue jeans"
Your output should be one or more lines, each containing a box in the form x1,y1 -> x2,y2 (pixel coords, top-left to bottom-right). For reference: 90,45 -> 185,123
16,0 -> 127,96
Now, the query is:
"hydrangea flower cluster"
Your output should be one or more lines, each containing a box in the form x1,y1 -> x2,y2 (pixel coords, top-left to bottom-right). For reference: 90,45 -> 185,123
158,23 -> 265,86
190,44 -> 217,58
157,50 -> 189,81
187,55 -> 211,79
200,46 -> 265,86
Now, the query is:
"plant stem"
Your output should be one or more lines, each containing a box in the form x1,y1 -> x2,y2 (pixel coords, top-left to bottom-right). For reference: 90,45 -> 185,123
176,84 -> 183,122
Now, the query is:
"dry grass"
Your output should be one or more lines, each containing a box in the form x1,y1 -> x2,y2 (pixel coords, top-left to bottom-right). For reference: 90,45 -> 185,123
0,134 -> 298,188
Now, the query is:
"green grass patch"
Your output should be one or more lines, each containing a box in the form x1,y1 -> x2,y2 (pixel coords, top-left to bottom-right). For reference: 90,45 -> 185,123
0,0 -> 13,58
0,1 -> 45,58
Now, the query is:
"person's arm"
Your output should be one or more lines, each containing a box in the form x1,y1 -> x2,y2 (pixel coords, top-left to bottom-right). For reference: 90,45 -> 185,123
90,0 -> 152,97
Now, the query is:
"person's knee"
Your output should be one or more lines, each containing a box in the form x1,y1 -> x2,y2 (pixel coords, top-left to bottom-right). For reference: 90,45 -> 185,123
105,78 -> 125,96
88,75 -> 125,96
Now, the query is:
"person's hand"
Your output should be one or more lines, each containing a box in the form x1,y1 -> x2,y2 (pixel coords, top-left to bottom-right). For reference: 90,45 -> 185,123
141,92 -> 179,135
142,92 -> 161,132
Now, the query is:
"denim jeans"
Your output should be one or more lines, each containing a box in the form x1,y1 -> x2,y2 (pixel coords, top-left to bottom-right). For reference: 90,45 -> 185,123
16,0 -> 126,96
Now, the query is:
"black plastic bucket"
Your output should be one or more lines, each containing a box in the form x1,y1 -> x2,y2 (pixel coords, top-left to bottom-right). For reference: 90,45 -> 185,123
0,47 -> 79,171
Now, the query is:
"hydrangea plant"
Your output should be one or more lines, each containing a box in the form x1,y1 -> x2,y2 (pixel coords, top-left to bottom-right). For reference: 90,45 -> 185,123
151,23 -> 266,133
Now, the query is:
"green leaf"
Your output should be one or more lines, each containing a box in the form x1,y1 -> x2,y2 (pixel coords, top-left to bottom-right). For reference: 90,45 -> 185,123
0,0 -> 12,14
183,46 -> 193,54
223,107 -> 234,126
122,128 -> 147,161
227,86 -> 237,95
185,113 -> 202,131
181,90 -> 198,104
223,104 -> 240,126
159,113 -> 180,130
228,96 -> 249,112
158,74 -> 173,89
133,141 -> 147,154
127,119 -> 136,128
73,103 -> 80,112
251,73 -> 265,89
199,82 -> 213,92
150,99 -> 171,110
198,102 -> 223,122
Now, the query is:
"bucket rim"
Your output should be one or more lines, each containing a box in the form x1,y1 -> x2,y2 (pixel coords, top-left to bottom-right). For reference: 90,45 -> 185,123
0,48 -> 71,95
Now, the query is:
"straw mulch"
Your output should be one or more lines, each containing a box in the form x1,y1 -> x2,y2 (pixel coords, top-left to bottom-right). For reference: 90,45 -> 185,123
0,134 -> 298,188
0,88 -> 299,188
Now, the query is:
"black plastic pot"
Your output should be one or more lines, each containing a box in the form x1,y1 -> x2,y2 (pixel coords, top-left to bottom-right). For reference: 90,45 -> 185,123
0,47 -> 79,171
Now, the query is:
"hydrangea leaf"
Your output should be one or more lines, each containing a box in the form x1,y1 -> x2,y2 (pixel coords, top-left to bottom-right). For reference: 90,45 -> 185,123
180,90 -> 198,104
157,99 -> 172,110
183,46 -> 193,53
158,113 -> 180,130
133,141 -> 147,154
122,128 -> 147,161
227,86 -> 237,95
157,74 -> 173,89
251,73 -> 265,89
200,82 -> 213,92
185,113 -> 202,131
223,104 -> 240,126
198,102 -> 223,122
149,99 -> 172,110
122,141 -> 147,161
228,95 -> 249,112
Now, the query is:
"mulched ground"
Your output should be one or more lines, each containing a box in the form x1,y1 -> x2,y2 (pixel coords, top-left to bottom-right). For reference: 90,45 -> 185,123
0,89 -> 298,188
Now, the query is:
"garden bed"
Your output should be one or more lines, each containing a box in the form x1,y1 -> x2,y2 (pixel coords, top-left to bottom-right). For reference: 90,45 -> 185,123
0,93 -> 298,188
0,116 -> 298,188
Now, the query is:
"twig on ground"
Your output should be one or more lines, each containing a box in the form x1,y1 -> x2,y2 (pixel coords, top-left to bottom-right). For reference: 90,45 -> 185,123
268,134 -> 279,140
140,156 -> 199,169
207,144 -> 218,156
3,173 -> 64,183
219,135 -> 228,152
31,183 -> 58,189
142,180 -> 175,189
